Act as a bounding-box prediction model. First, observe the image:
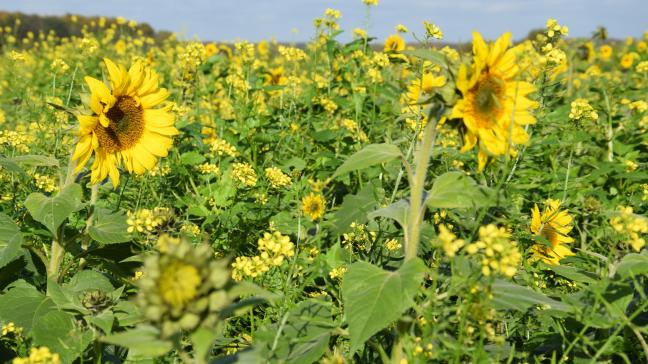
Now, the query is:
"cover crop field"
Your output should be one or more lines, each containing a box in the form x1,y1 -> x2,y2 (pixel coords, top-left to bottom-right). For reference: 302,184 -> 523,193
0,5 -> 647,364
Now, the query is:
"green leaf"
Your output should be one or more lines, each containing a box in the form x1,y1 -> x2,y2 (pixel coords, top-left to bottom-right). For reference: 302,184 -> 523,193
0,280 -> 54,333
614,251 -> 648,279
64,270 -> 114,294
342,258 -> 426,354
0,213 -> 23,269
87,310 -> 115,334
180,151 -> 206,166
9,155 -> 59,167
102,325 -> 173,357
543,263 -> 598,284
491,280 -> 570,313
368,199 -> 409,229
425,172 -> 493,209
24,183 -> 84,236
401,49 -> 447,65
332,183 -> 379,234
89,208 -> 131,244
332,143 -> 402,178
47,278 -> 88,313
32,309 -> 92,363
113,301 -> 142,327
191,327 -> 218,363
255,299 -> 334,363
0,154 -> 59,175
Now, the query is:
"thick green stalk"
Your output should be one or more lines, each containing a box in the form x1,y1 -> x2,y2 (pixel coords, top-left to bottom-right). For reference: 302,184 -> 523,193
47,153 -> 78,284
405,120 -> 438,261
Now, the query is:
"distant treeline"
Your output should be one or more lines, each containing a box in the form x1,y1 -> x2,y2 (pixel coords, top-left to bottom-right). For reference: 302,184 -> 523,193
0,11 -> 164,40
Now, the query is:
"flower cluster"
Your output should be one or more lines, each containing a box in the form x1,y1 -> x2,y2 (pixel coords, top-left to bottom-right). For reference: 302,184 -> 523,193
610,206 -> 648,251
231,162 -> 257,187
423,22 -> 443,40
126,207 -> 171,233
231,230 -> 295,281
12,347 -> 61,364
437,224 -> 465,258
32,173 -> 57,193
466,225 -> 521,277
342,222 -> 377,252
264,167 -> 292,189
569,98 -> 598,121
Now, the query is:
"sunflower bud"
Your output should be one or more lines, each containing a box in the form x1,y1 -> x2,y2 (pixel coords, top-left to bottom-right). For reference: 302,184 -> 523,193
136,234 -> 233,338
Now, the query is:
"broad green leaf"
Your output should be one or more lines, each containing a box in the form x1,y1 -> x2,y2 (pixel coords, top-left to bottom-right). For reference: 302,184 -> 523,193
180,151 -> 206,165
64,270 -> 114,294
32,309 -> 92,364
332,143 -> 402,178
0,280 -> 53,333
401,49 -> 447,65
89,208 -> 131,244
614,251 -> 648,279
192,327 -> 218,364
9,155 -> 59,167
113,301 -> 142,327
87,310 -> 115,334
0,213 -> 23,269
255,299 -> 334,363
342,258 -> 426,354
325,243 -> 352,269
102,325 -> 173,357
24,183 -> 84,236
491,280 -> 570,313
0,154 -> 59,175
425,172 -> 493,209
368,199 -> 409,229
543,263 -> 598,284
332,183 -> 380,234
47,278 -> 88,313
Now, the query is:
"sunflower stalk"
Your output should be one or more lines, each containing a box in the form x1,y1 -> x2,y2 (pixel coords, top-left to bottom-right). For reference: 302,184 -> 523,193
48,151 -> 78,284
405,113 -> 439,261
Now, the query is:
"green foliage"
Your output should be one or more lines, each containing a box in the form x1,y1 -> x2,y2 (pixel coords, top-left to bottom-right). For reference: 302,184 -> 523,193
342,259 -> 426,354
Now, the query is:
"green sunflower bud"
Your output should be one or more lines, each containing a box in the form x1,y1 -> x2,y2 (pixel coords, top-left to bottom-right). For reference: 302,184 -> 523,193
136,234 -> 233,338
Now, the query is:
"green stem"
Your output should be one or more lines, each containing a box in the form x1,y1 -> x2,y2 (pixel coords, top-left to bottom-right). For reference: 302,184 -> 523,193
47,150 -> 78,285
405,119 -> 438,261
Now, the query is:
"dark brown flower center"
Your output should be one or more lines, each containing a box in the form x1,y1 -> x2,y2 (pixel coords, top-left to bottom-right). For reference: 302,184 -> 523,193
470,73 -> 506,128
94,96 -> 144,153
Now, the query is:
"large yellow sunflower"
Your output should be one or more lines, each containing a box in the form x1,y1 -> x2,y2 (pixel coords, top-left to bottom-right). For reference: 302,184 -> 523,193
72,58 -> 178,187
450,32 -> 538,171
530,199 -> 575,265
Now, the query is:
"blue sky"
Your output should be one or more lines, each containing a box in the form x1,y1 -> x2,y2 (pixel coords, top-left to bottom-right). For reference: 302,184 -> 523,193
1,0 -> 646,43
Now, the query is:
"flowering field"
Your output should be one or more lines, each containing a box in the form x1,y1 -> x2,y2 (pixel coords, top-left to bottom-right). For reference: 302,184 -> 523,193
0,6 -> 647,364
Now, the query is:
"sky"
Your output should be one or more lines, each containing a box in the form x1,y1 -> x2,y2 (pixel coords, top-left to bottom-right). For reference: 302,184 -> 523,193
1,0 -> 646,43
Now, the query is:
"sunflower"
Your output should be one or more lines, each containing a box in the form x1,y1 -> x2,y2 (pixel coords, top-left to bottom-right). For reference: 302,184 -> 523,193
530,199 -> 575,265
450,32 -> 538,171
384,34 -> 405,52
405,73 -> 447,104
72,58 -> 178,187
302,193 -> 325,221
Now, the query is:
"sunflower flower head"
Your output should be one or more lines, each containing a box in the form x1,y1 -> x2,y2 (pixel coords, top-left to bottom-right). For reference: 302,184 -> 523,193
302,193 -> 326,221
136,235 -> 232,338
73,58 -> 178,188
450,32 -> 538,171
530,199 -> 575,265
